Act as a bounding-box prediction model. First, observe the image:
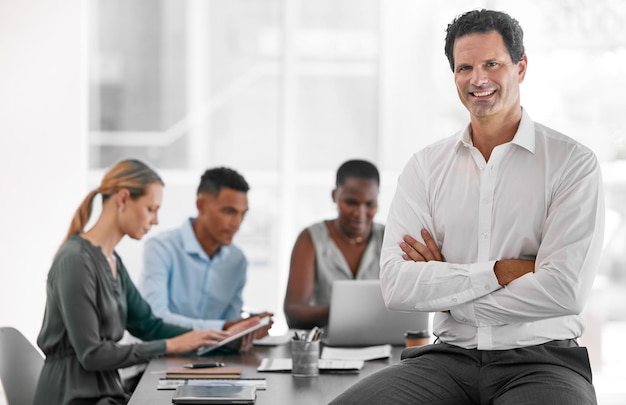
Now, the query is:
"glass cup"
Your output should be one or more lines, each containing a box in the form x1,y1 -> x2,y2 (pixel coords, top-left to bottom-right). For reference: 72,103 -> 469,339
404,330 -> 430,348
291,339 -> 320,377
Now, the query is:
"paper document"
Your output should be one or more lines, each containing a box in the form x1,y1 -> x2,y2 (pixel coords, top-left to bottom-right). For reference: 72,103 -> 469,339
321,344 -> 392,361
257,358 -> 364,372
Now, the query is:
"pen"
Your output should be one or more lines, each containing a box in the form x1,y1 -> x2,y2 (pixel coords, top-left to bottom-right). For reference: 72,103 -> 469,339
183,362 -> 225,369
306,326 -> 320,342
313,327 -> 323,341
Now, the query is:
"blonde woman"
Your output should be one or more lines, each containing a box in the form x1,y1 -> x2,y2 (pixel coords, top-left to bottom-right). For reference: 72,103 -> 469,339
34,159 -> 259,405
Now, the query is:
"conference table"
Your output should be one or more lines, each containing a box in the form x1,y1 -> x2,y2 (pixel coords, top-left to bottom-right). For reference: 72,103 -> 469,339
128,340 -> 405,404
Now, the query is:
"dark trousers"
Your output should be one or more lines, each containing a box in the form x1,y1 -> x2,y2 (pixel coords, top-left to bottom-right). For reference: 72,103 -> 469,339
329,340 -> 596,405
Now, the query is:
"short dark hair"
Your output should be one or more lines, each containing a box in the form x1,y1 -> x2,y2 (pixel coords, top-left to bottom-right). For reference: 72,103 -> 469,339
197,167 -> 249,195
444,9 -> 525,72
336,159 -> 380,187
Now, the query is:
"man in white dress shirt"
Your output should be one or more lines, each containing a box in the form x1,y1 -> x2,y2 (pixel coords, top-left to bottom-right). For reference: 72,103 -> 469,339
330,9 -> 604,405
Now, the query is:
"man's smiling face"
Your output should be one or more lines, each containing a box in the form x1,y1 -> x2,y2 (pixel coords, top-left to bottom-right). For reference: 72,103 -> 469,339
453,30 -> 527,120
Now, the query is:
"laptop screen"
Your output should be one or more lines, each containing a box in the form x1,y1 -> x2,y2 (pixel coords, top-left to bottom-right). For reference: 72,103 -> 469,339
324,280 -> 429,347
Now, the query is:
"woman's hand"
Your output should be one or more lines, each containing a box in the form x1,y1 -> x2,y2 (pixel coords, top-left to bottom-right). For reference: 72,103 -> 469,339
165,330 -> 230,355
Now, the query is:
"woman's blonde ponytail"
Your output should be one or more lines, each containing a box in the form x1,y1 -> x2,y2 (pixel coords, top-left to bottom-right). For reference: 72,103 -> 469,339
59,159 -> 163,247
62,189 -> 99,244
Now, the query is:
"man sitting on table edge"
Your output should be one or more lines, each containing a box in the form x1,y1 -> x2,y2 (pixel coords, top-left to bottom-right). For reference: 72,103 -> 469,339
330,8 -> 604,405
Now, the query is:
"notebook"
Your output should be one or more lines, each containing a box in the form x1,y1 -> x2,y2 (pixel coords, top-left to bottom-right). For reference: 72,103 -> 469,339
172,385 -> 256,404
323,280 -> 429,347
197,317 -> 271,356
165,366 -> 242,379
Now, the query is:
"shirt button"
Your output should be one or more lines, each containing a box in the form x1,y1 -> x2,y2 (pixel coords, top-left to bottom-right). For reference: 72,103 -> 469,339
452,298 -> 458,303
484,284 -> 490,290
481,232 -> 488,239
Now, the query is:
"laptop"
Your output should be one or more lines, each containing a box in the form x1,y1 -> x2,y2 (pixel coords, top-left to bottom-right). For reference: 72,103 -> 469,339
323,280 -> 429,347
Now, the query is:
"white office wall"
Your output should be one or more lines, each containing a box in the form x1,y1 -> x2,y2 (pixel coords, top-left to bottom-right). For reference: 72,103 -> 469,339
0,0 -> 85,344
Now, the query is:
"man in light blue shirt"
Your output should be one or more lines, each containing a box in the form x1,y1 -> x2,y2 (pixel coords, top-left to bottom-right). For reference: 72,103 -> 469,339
140,167 -> 267,331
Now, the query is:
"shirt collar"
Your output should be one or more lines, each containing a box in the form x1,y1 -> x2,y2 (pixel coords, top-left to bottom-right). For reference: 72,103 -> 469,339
181,218 -> 229,261
456,107 -> 536,154
511,108 -> 535,153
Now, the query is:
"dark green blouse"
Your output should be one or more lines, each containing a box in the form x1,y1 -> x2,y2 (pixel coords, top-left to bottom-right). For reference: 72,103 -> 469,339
34,234 -> 190,405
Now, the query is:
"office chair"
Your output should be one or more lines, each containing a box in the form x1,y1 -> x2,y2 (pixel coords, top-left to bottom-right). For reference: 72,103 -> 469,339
0,327 -> 44,405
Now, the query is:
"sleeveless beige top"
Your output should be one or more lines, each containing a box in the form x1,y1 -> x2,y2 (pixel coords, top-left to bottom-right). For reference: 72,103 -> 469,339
307,221 -> 385,306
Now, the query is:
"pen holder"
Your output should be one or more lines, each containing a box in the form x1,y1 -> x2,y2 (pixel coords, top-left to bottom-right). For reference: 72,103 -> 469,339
291,339 -> 320,377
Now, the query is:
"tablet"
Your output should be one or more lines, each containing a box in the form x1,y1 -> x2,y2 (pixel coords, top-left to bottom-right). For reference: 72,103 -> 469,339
197,317 -> 270,356
172,384 -> 256,404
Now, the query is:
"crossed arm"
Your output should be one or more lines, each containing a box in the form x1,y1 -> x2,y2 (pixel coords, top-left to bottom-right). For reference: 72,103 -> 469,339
400,229 -> 535,287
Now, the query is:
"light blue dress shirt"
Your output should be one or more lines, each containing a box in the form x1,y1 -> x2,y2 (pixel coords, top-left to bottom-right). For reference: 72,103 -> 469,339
140,218 -> 247,330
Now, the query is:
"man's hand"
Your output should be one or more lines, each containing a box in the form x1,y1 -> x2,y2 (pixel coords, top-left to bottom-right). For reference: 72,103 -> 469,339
494,259 -> 535,286
231,312 -> 275,340
223,312 -> 273,331
223,313 -> 274,352
400,229 -> 444,262
400,229 -> 448,312
252,312 -> 274,340
223,317 -> 260,352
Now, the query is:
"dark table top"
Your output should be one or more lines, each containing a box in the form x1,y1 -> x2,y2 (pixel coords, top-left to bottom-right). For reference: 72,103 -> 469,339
128,342 -> 404,405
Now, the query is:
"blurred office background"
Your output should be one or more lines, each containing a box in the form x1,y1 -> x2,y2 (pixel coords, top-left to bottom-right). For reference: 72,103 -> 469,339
1,0 -> 625,403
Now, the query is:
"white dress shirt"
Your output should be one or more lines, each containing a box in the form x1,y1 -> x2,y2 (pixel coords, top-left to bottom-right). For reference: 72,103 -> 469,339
380,109 -> 605,350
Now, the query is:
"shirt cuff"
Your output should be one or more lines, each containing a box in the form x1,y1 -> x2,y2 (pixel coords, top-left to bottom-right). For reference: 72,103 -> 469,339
451,260 -> 500,326
469,260 -> 500,296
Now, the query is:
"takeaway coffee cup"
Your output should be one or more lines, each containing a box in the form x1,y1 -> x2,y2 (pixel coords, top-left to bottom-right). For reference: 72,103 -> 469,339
404,330 -> 430,347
